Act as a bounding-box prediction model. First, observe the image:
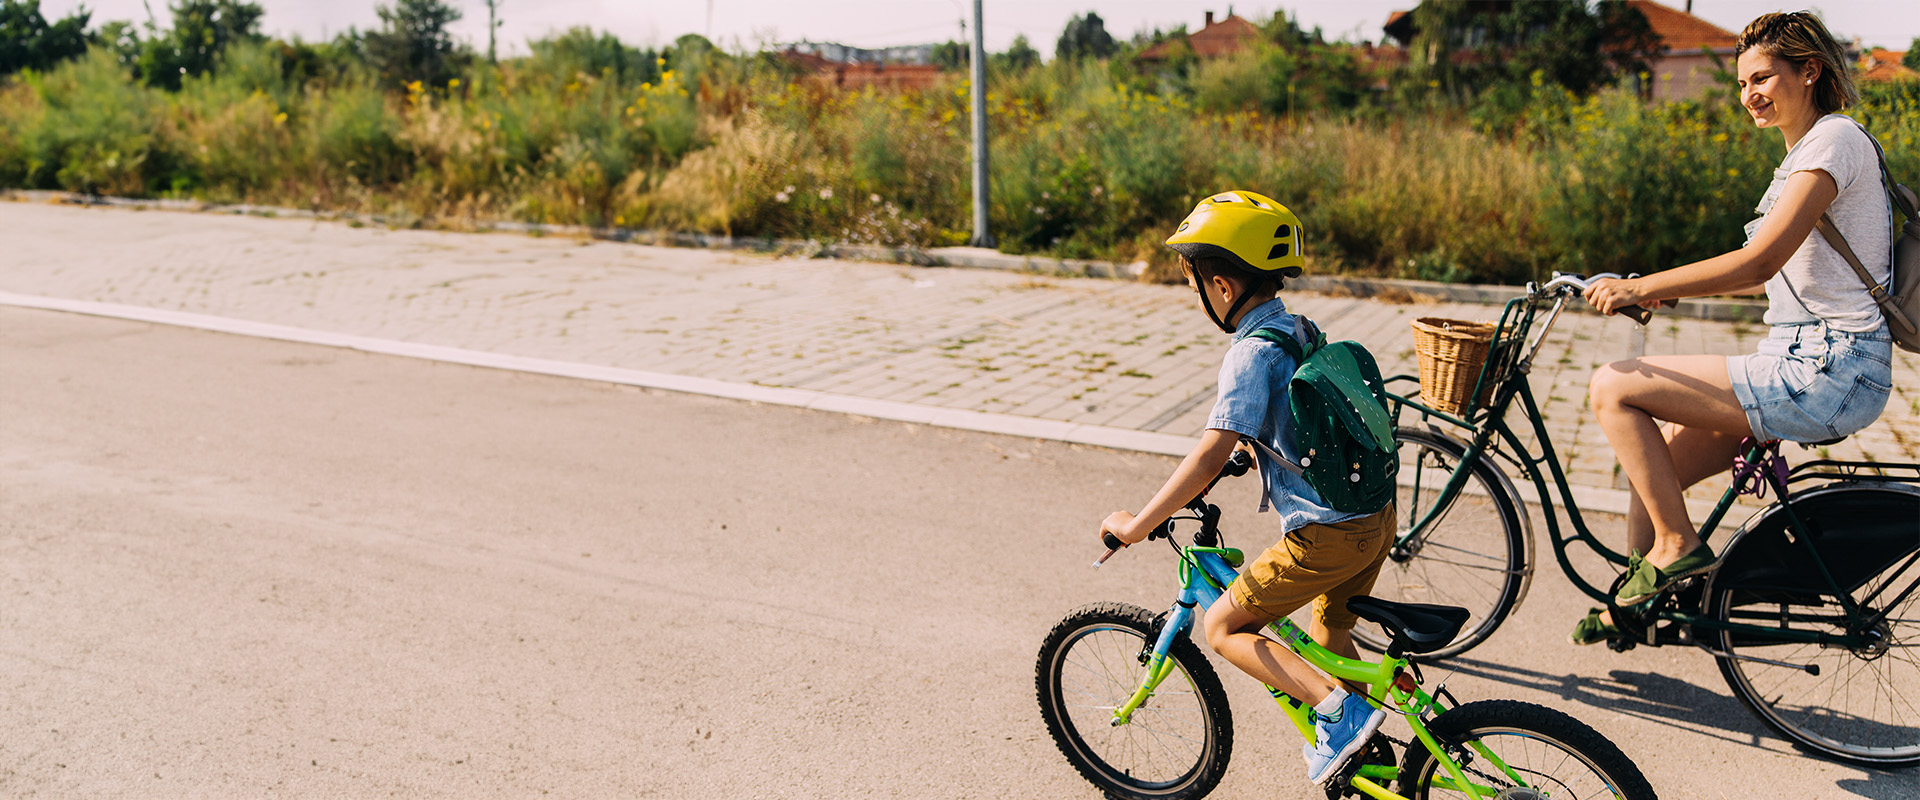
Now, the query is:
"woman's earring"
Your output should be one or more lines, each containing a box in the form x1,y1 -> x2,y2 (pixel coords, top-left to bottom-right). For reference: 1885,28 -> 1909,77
1805,79 -> 1813,85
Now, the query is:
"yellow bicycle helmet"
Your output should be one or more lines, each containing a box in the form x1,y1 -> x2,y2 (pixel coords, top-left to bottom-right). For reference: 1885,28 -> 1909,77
1165,190 -> 1306,332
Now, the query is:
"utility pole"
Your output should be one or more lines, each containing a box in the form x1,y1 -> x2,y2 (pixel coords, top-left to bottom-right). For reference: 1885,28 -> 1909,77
486,0 -> 501,64
968,0 -> 995,248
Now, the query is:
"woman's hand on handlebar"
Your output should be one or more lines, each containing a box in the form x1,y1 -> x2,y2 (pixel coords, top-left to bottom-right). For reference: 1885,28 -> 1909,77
1583,276 -> 1676,320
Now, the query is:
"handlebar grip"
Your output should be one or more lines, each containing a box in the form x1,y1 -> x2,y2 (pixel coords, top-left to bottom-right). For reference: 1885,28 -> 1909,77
1617,304 -> 1653,324
1102,532 -> 1125,551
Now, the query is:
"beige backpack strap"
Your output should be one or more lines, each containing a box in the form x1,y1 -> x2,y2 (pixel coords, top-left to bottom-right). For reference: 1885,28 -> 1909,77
1817,213 -> 1918,336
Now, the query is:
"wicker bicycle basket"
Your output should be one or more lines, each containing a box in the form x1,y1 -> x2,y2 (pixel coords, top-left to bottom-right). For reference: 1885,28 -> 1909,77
1411,317 -> 1497,415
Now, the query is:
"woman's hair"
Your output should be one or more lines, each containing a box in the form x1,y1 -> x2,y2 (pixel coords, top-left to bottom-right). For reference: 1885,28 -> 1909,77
1734,11 -> 1860,114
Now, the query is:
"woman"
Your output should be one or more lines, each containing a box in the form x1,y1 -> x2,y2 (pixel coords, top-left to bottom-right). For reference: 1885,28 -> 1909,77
1571,11 -> 1895,644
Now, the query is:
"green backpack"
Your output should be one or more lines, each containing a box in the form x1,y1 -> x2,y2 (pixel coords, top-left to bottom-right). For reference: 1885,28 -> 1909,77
1244,318 -> 1399,515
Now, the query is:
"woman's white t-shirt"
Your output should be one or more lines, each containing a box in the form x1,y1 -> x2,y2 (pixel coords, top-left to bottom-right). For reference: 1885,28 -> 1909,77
1749,113 -> 1891,332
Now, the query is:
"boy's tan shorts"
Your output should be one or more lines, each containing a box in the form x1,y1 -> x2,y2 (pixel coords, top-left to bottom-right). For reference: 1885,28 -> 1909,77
1226,503 -> 1396,631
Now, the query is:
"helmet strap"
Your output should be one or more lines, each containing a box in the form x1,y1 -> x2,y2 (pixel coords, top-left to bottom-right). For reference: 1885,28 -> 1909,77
1198,276 -> 1260,334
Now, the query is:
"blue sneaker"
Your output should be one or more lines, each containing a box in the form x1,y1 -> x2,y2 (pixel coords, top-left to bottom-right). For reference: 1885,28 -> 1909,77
1303,692 -> 1386,786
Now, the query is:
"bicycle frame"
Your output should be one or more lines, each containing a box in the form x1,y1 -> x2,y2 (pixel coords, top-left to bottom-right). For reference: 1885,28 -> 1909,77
1386,285 -> 1904,649
1111,541 -> 1527,800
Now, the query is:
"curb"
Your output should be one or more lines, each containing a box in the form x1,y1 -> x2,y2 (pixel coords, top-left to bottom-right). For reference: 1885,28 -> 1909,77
0,290 -> 1194,458
2,190 -> 1767,315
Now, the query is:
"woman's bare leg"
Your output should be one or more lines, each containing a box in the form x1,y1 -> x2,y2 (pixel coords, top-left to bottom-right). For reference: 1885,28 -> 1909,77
1620,423 -> 1747,556
1589,354 -> 1752,567
1603,422 -> 1744,626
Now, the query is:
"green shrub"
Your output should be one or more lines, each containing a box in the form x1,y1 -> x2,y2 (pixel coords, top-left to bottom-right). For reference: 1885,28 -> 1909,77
1539,91 -> 1774,274
16,47 -> 170,195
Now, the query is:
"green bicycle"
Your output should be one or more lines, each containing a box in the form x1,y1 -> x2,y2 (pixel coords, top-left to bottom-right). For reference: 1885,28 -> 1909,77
1036,450 -> 1657,800
1369,272 -> 1920,767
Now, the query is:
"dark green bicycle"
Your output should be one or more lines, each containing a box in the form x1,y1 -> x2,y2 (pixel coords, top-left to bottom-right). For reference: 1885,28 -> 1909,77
1369,272 -> 1920,768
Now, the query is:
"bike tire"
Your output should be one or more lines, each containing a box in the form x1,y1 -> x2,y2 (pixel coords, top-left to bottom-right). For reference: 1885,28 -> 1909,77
1035,602 -> 1233,800
1352,427 -> 1529,660
1396,699 -> 1657,800
1706,483 -> 1920,768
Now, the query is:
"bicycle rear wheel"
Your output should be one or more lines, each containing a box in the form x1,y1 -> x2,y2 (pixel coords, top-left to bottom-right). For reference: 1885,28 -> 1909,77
1035,602 -> 1233,800
1396,700 -> 1657,800
1353,427 -> 1528,660
1706,483 -> 1920,767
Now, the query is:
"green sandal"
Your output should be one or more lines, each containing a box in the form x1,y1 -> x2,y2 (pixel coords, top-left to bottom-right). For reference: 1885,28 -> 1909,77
1614,544 -> 1718,606
1569,608 -> 1620,646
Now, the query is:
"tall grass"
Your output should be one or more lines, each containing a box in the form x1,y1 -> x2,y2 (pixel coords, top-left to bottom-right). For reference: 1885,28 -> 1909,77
3,41 -> 1917,286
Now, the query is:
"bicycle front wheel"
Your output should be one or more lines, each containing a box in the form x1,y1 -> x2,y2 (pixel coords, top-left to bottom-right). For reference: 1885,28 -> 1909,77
1035,602 -> 1232,800
1706,483 -> 1920,767
1354,427 -> 1529,659
1397,700 -> 1657,800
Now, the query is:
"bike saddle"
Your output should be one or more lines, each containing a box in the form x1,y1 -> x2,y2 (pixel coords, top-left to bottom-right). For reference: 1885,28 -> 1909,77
1345,597 -> 1472,656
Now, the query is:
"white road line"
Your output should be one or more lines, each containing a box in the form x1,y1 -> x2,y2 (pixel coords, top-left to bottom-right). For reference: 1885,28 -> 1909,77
0,290 -> 1197,458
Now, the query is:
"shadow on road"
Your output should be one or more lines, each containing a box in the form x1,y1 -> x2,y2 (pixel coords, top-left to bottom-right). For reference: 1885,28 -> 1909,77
1441,655 -> 1920,796
1836,775 -> 1920,800
1439,655 -> 1773,749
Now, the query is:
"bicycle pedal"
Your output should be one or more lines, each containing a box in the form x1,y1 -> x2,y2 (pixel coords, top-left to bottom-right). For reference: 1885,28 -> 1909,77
1606,637 -> 1636,653
1322,733 -> 1395,800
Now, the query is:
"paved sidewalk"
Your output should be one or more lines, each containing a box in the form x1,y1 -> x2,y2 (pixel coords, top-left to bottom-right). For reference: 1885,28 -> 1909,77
6,199 -> 1920,509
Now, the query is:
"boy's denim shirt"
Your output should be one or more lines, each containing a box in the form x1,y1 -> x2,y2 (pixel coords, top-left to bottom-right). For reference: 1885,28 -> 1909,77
1206,297 -> 1367,533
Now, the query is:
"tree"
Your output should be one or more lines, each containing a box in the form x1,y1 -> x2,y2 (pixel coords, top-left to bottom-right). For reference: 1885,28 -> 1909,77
0,0 -> 89,77
528,27 -> 654,84
996,34 -> 1039,72
1056,12 -> 1116,61
1405,0 -> 1660,99
1905,38 -> 1919,72
931,39 -> 966,70
131,0 -> 265,89
363,0 -> 466,88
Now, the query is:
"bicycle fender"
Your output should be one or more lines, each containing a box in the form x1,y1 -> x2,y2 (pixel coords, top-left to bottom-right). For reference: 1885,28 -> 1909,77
1708,482 -> 1920,601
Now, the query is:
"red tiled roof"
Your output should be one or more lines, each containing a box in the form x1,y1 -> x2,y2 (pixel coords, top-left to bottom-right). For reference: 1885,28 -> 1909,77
1860,48 -> 1919,83
1138,14 -> 1263,61
1627,0 -> 1738,52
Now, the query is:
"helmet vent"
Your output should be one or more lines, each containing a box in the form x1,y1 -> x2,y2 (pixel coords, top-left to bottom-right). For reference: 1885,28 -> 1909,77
1268,243 -> 1290,259
1274,225 -> 1291,240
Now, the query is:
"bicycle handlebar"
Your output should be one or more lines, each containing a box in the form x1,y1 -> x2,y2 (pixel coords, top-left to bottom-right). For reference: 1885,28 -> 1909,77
1092,450 -> 1254,567
1534,272 -> 1654,324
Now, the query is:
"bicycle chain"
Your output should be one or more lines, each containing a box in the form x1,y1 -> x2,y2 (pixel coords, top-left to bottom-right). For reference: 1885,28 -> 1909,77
1355,731 -> 1518,796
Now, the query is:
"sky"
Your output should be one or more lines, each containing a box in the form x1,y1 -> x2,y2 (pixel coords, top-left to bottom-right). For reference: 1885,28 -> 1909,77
37,1 -> 1920,58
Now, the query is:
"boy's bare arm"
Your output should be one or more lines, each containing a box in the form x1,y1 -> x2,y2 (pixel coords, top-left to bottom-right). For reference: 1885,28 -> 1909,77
1101,428 -> 1240,545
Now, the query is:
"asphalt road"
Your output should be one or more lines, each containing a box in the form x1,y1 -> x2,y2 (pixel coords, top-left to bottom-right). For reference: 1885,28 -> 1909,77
1,306 -> 1914,799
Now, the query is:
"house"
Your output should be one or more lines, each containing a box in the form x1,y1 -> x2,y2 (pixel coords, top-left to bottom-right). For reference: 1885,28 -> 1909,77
1860,48 -> 1919,84
778,41 -> 943,91
1625,0 -> 1740,102
1379,0 -> 1744,101
1135,12 -> 1263,62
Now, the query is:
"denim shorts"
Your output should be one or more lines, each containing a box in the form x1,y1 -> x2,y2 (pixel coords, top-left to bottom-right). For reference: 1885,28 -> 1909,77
1727,323 -> 1894,443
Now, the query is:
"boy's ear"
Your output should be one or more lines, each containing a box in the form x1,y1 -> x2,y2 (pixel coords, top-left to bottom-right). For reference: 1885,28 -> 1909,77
1210,272 -> 1238,302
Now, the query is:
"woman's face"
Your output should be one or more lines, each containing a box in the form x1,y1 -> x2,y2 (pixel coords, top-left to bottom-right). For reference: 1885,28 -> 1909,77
1736,48 -> 1818,131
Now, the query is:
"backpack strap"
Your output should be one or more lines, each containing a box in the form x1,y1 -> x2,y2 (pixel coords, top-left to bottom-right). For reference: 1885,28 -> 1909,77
1816,213 -> 1919,337
1239,322 -> 1313,512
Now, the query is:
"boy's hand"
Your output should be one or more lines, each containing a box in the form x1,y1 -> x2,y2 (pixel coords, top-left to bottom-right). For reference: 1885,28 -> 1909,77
1100,510 -> 1142,546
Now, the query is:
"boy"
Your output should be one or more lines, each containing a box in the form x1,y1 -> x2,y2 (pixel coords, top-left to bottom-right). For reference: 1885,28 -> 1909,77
1097,191 -> 1396,786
